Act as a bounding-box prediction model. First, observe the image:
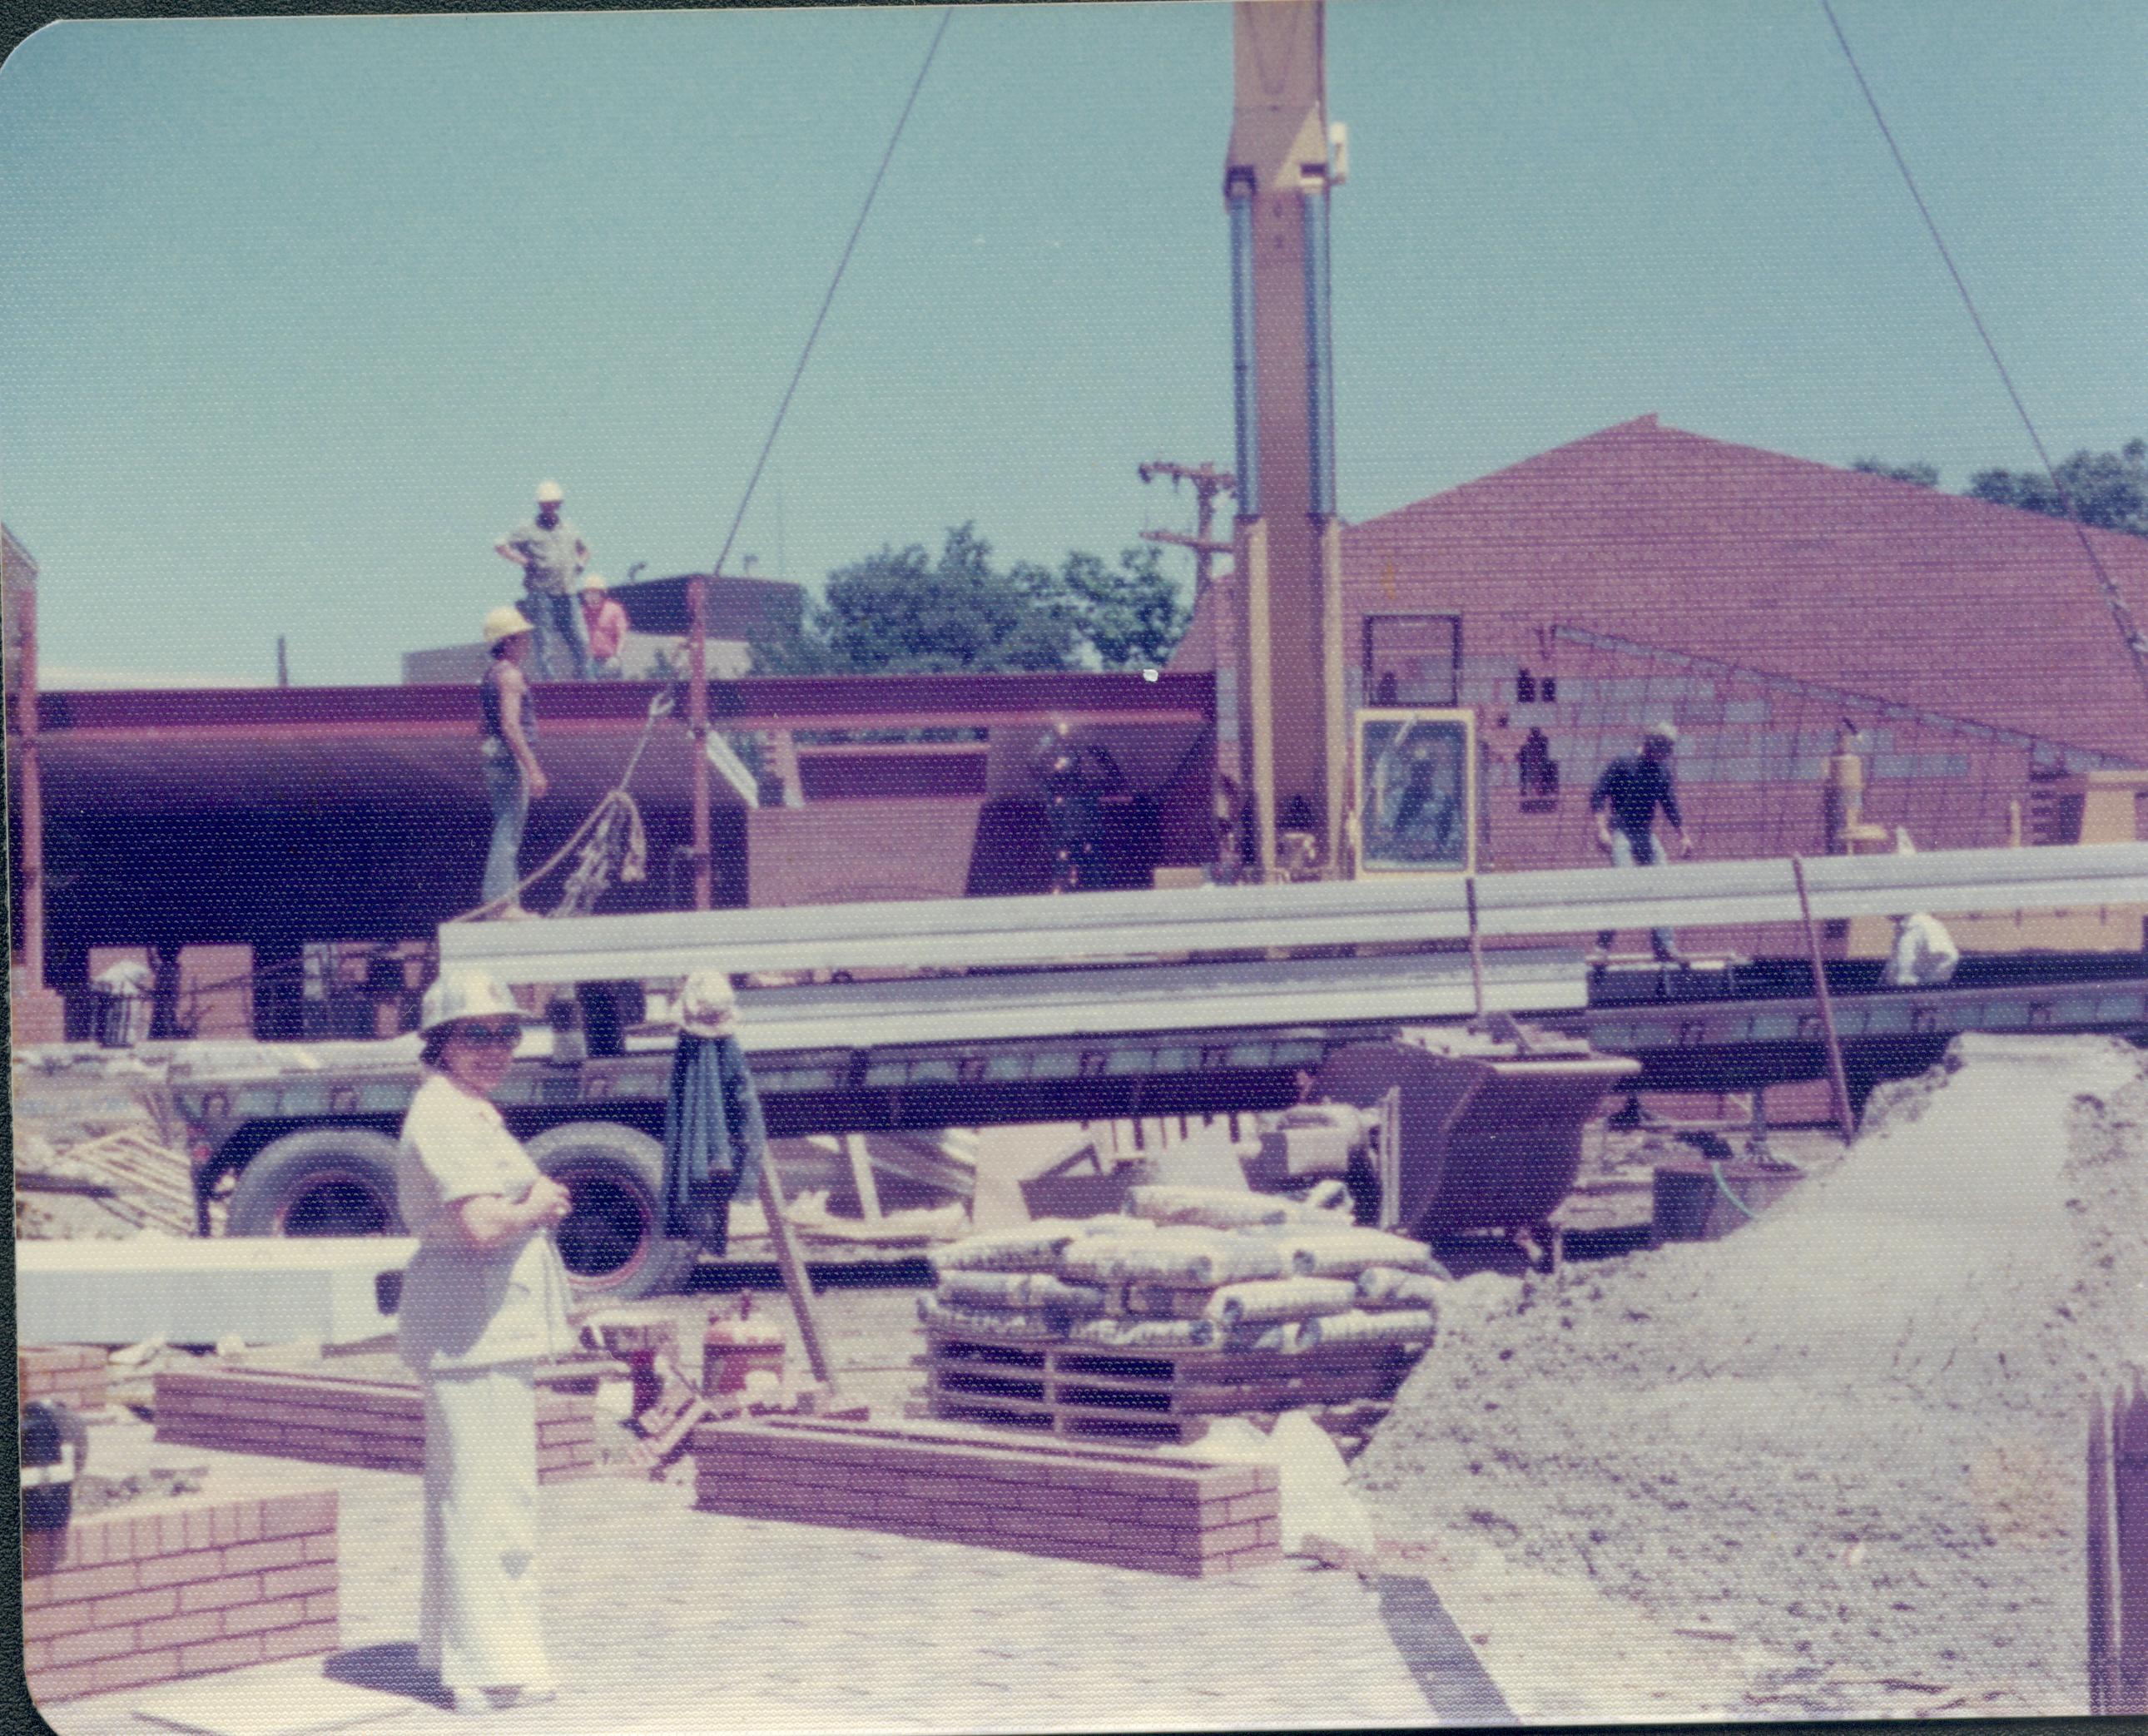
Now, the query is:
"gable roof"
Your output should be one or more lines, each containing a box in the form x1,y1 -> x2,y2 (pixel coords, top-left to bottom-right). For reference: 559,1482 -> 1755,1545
1176,416 -> 2148,761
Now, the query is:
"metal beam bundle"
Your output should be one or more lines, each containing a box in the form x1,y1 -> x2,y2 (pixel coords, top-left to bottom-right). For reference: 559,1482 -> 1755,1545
439,841 -> 2148,988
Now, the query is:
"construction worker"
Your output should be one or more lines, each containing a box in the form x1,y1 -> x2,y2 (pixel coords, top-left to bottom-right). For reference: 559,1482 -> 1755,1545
494,481 -> 591,681
479,607 -> 548,919
576,573 -> 629,678
396,970 -> 573,1714
1590,721 -> 1694,965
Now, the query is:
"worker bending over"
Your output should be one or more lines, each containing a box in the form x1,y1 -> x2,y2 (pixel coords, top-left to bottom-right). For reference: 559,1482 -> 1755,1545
1590,721 -> 1694,965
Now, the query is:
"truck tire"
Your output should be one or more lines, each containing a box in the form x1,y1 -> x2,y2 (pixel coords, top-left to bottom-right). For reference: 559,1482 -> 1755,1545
525,1122 -> 697,1302
226,1128 -> 406,1238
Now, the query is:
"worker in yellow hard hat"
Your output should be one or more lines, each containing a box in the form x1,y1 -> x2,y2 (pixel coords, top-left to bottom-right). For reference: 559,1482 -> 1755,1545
479,607 -> 548,918
494,481 -> 591,681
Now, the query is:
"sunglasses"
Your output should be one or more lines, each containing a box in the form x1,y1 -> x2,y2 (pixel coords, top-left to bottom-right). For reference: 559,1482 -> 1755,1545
451,1022 -> 524,1049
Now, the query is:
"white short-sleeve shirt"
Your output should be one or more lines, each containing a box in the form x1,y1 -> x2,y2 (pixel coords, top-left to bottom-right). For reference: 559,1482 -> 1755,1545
395,1074 -> 573,1372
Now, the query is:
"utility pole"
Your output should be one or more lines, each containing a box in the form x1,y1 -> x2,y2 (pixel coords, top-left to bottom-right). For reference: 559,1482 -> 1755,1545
1138,461 -> 1240,870
687,574 -> 712,910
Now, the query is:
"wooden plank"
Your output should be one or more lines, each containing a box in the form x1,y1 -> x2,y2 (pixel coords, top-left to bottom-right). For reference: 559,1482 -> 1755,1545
2091,1388 -> 2117,1716
2117,1371 -> 2148,1715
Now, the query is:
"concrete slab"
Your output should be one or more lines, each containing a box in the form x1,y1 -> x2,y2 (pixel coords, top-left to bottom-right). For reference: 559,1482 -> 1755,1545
131,1662 -> 417,1736
17,1237 -> 416,1347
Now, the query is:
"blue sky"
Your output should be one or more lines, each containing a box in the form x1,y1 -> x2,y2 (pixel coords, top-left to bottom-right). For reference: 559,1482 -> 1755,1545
2,0 -> 2142,686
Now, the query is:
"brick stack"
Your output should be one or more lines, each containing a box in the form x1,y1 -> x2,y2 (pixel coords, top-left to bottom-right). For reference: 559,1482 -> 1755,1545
22,1487 -> 337,1706
152,1366 -> 595,1482
693,1415 -> 1282,1576
18,1345 -> 109,1414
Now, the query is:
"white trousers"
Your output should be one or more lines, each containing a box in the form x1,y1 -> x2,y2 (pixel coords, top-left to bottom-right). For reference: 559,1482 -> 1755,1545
417,1362 -> 553,1692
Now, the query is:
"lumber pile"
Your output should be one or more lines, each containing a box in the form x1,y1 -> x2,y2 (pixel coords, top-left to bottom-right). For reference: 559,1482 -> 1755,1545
692,1414 -> 1282,1576
34,1127 -> 208,1237
915,1186 -> 1440,1445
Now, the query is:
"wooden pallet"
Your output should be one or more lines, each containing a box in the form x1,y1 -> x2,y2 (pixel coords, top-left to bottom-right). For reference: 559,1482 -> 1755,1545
921,1328 -> 1426,1443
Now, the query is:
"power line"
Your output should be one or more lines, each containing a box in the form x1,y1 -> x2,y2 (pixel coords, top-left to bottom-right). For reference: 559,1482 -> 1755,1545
1818,0 -> 2148,725
710,6 -> 955,584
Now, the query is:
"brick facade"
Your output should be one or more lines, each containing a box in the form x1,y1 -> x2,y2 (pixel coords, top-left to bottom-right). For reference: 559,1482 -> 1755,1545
22,1487 -> 336,1707
18,1346 -> 108,1414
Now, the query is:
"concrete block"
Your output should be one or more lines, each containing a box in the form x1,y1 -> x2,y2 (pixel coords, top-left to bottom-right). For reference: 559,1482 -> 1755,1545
17,1238 -> 418,1347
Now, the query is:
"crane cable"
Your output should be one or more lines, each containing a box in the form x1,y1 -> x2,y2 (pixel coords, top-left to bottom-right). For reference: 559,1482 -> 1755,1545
708,5 -> 955,584
1819,0 -> 2148,723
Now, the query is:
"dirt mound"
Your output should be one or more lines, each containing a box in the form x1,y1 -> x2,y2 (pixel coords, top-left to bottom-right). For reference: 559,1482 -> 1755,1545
1353,1034 -> 2148,1716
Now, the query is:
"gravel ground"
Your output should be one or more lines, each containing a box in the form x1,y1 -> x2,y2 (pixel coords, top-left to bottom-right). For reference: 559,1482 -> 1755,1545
1352,1032 -> 2148,1721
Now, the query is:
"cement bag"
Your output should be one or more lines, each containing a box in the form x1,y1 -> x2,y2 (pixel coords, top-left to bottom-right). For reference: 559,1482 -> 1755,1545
1280,1228 -> 1438,1277
1192,1411 -> 1377,1574
1269,1411 -> 1378,1574
1129,1185 -> 1295,1231
939,1271 -> 1111,1315
1070,1213 -> 1158,1238
1299,1307 -> 1436,1349
1069,1316 -> 1219,1350
1356,1267 -> 1451,1310
1060,1231 -> 1289,1287
916,1297 -> 1060,1341
1203,1277 -> 1357,1327
931,1221 -> 1089,1273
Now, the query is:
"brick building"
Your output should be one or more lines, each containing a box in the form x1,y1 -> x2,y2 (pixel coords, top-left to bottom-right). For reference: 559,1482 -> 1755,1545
1173,415 -> 2148,871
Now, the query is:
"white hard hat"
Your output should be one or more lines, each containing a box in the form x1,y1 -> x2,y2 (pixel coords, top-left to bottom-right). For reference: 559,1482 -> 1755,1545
535,480 -> 565,504
677,970 -> 738,1038
484,605 -> 534,645
578,572 -> 609,593
419,971 -> 532,1035
1643,721 -> 1679,746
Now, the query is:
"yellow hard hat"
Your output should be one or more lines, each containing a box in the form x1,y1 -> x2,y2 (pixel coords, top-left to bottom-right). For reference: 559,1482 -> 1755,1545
578,572 -> 609,593
535,480 -> 564,504
484,605 -> 533,645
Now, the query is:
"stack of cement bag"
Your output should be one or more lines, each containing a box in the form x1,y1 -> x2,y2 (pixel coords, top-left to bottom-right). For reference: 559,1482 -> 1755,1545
919,1184 -> 1441,1354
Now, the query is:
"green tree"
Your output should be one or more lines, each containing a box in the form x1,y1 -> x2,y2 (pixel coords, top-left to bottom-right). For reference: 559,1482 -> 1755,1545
1967,439 -> 2148,537
753,523 -> 1190,676
1851,457 -> 1940,488
1053,543 -> 1189,672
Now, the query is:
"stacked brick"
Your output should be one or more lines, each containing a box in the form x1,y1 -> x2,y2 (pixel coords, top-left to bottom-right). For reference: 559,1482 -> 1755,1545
692,1416 -> 1282,1576
18,1346 -> 109,1414
22,1487 -> 337,1706
152,1366 -> 595,1482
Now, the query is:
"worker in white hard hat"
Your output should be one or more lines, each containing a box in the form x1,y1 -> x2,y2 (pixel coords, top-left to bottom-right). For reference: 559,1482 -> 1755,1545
395,970 -> 573,1714
1883,828 -> 1961,987
494,481 -> 591,681
1589,721 -> 1695,966
479,607 -> 548,918
575,572 -> 629,678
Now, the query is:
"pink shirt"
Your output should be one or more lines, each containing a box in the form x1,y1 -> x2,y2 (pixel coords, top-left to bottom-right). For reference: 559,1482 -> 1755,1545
580,596 -> 628,662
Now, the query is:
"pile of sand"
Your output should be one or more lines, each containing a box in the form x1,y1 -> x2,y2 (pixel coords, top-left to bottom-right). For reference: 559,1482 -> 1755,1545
1354,1033 -> 2148,1716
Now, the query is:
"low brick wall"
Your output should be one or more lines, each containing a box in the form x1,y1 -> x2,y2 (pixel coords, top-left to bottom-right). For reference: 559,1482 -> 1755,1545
23,1487 -> 337,1706
694,1416 -> 1282,1577
153,1366 -> 596,1481
19,1346 -> 109,1413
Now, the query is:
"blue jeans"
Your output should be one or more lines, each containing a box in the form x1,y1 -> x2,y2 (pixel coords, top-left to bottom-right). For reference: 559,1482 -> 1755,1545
524,589 -> 588,682
482,747 -> 528,910
1600,830 -> 1679,960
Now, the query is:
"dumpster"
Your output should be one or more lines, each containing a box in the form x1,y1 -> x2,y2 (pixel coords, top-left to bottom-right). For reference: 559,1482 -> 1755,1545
92,960 -> 156,1049
1312,1019 -> 1640,1238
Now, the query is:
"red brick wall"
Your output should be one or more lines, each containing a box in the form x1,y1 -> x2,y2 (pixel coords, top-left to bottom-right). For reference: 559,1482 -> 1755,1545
22,1487 -> 336,1706
18,1346 -> 108,1413
153,1366 -> 596,1481
695,1419 -> 1282,1577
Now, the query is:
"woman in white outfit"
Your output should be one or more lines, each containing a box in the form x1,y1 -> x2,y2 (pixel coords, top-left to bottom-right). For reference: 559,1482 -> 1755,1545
396,972 -> 576,1714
